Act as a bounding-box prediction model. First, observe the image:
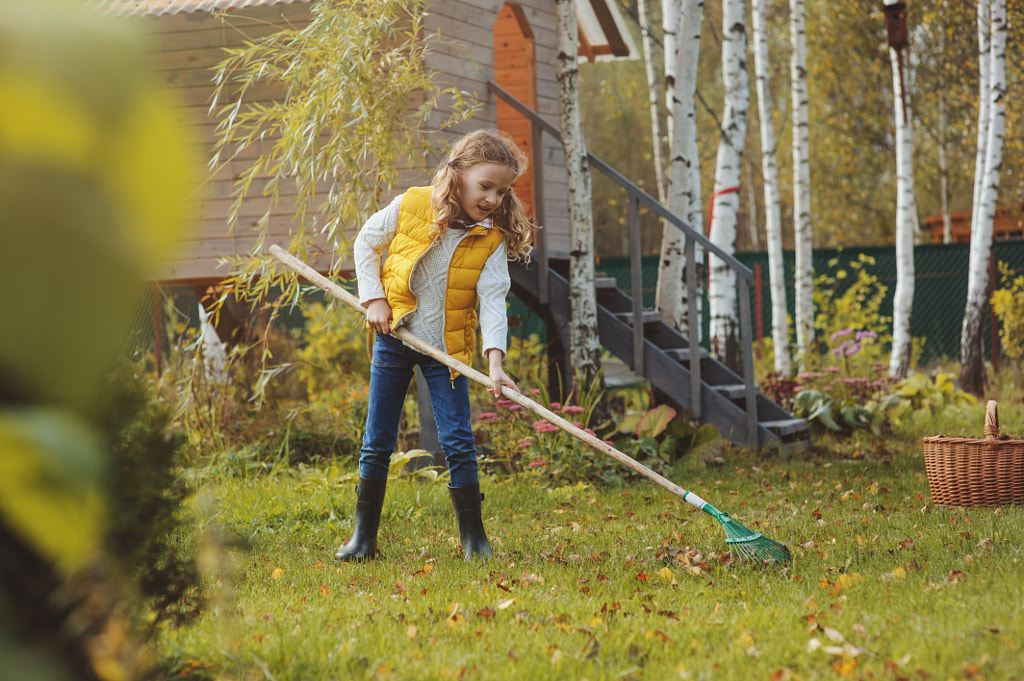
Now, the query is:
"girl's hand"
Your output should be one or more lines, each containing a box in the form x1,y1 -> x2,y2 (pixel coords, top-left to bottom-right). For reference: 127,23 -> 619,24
365,298 -> 393,334
486,349 -> 518,398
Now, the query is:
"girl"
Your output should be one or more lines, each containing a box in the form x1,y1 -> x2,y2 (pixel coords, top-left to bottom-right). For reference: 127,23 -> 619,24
337,129 -> 535,561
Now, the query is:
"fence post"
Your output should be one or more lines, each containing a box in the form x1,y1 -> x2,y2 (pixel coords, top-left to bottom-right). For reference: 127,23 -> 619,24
754,263 -> 763,341
628,195 -> 644,375
532,120 -> 549,305
990,254 -> 999,375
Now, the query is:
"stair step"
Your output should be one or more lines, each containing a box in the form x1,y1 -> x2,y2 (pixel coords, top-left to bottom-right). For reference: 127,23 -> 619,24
760,418 -> 809,437
663,347 -> 709,363
615,310 -> 662,326
713,383 -> 754,400
594,276 -> 618,291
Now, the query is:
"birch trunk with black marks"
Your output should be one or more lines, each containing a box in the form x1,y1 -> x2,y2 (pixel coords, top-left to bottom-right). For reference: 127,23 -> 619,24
707,0 -> 747,371
555,0 -> 603,387
751,0 -> 791,376
639,0 -> 668,204
790,0 -> 814,367
888,35 -> 918,380
662,0 -> 681,143
659,0 -> 703,333
961,0 -> 1007,396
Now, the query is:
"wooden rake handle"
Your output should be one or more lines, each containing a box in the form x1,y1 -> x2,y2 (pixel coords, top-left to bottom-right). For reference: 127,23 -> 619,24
269,245 -> 706,510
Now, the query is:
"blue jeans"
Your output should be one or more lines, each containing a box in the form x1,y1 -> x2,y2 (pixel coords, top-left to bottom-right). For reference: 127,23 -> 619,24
359,332 -> 479,487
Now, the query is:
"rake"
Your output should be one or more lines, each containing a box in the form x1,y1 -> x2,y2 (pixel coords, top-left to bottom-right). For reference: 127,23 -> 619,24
269,245 -> 791,564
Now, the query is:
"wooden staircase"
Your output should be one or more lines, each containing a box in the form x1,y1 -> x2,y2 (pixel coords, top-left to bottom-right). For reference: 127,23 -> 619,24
510,263 -> 810,452
489,79 -> 810,452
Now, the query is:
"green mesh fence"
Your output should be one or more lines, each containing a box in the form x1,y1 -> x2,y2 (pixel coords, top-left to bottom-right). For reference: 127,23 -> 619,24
125,241 -> 1024,369
596,240 -> 1024,366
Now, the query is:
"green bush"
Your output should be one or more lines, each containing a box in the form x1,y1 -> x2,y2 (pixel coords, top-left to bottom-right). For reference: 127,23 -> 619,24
100,362 -> 205,630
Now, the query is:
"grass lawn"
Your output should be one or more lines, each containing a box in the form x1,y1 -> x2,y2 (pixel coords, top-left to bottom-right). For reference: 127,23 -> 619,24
158,448 -> 1024,681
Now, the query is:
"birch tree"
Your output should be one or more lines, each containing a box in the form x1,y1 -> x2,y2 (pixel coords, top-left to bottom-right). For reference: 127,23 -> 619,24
790,0 -> 814,365
751,0 -> 792,376
707,0 -> 747,369
961,0 -> 1007,396
555,0 -> 603,386
658,0 -> 704,333
885,0 -> 918,379
638,0 -> 668,203
662,0 -> 681,143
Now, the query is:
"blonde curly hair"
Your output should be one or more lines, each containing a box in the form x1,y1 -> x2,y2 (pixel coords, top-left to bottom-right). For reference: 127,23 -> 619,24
430,129 -> 537,263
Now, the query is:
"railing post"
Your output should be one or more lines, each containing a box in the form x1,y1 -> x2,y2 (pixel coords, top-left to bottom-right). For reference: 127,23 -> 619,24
685,238 -> 701,419
532,121 -> 549,305
738,277 -> 758,447
628,195 -> 643,375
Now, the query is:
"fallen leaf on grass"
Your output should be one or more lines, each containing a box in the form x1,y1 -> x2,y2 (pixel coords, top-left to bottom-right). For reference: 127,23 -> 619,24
880,567 -> 907,582
646,629 -> 671,644
271,568 -> 284,580
831,655 -> 857,677
497,598 -> 516,610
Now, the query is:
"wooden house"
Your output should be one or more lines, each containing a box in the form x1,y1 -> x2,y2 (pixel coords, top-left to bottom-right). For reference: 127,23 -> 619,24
97,0 -> 810,450
924,205 -> 1024,243
98,0 -> 636,285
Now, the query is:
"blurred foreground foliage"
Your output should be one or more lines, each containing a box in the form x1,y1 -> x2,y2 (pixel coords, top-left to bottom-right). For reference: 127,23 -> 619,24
0,1 -> 203,679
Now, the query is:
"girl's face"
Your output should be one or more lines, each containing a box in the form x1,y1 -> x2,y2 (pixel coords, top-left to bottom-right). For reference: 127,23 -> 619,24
457,162 -> 515,224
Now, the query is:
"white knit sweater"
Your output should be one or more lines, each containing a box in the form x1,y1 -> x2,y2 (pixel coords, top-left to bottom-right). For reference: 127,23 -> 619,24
353,193 -> 511,358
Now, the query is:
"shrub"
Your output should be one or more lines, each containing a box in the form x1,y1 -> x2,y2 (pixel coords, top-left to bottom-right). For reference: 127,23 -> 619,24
991,261 -> 1024,361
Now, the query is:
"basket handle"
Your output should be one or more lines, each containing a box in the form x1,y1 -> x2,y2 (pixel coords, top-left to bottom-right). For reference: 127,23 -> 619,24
985,400 -> 1000,439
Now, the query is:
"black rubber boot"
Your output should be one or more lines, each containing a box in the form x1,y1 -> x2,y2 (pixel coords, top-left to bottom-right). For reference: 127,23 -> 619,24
335,477 -> 387,562
449,483 -> 493,559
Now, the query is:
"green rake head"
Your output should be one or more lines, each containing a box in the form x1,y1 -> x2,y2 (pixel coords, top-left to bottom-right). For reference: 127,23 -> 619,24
720,514 -> 792,564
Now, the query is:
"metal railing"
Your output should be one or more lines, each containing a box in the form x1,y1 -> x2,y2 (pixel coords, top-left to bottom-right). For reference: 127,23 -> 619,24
489,81 -> 759,445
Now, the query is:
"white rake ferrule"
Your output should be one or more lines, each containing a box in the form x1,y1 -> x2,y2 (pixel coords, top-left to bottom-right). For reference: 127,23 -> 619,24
683,491 -> 725,520
682,490 -> 706,510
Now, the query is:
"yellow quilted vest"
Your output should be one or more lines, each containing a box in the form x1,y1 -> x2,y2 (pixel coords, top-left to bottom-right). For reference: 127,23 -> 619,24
381,186 -> 504,366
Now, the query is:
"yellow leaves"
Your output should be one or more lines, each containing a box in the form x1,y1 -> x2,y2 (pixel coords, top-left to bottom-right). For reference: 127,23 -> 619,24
734,628 -> 759,658
837,572 -> 862,589
881,566 -> 906,582
0,69 -> 99,172
831,655 -> 858,677
446,603 -> 466,627
406,625 -> 418,641
1,1 -> 198,411
656,567 -> 676,583
272,567 -> 284,580
0,410 -> 104,574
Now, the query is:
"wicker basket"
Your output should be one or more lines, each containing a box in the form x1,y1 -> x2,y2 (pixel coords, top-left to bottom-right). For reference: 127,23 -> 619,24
922,401 -> 1024,507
